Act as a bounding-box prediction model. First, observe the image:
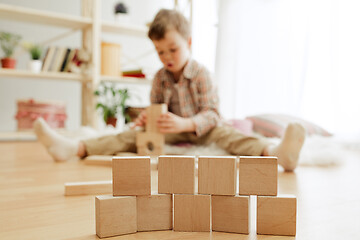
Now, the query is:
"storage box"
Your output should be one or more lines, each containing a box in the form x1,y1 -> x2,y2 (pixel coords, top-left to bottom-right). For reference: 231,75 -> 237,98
15,99 -> 67,130
101,42 -> 122,76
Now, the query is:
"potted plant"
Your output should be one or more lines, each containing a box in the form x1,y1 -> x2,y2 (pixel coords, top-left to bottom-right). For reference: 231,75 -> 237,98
22,42 -> 43,73
94,82 -> 131,127
114,2 -> 129,23
0,31 -> 22,69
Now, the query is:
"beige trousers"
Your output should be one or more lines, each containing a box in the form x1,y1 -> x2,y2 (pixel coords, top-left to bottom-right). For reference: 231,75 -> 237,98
83,125 -> 269,156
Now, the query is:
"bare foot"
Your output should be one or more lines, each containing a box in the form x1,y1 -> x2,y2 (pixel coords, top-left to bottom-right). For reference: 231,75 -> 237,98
33,118 -> 78,161
268,123 -> 306,171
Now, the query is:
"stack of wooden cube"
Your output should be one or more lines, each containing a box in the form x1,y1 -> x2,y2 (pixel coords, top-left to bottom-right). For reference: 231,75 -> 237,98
95,155 -> 297,238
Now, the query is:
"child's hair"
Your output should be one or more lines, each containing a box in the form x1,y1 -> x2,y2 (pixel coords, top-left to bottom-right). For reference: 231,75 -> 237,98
148,9 -> 191,41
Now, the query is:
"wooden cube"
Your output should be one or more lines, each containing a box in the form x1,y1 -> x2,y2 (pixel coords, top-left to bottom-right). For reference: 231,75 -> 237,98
212,195 -> 249,234
174,194 -> 211,232
198,156 -> 236,195
239,156 -> 277,196
257,195 -> 297,236
158,155 -> 195,194
136,132 -> 164,156
146,104 -> 167,132
112,156 -> 151,196
95,195 -> 137,238
137,194 -> 172,231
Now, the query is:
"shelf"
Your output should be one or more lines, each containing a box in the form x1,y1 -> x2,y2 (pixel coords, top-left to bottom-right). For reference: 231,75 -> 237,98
101,75 -> 152,85
102,20 -> 148,37
0,3 -> 92,29
0,69 -> 86,82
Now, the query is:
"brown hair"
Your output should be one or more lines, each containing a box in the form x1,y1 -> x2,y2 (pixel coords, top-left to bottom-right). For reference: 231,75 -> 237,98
148,9 -> 191,40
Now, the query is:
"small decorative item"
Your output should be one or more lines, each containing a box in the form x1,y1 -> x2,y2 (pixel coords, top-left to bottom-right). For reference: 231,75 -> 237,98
67,48 -> 92,76
94,82 -> 131,127
114,2 -> 129,23
0,31 -> 22,69
22,42 -> 43,73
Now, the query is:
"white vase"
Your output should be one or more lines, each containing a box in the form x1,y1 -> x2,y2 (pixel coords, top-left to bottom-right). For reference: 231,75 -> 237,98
115,13 -> 130,24
28,60 -> 42,73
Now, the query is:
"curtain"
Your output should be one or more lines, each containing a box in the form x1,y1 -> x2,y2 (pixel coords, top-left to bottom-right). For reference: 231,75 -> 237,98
215,0 -> 360,134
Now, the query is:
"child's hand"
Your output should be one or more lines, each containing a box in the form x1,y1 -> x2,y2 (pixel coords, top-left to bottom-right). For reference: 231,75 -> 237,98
157,112 -> 195,134
131,110 -> 147,128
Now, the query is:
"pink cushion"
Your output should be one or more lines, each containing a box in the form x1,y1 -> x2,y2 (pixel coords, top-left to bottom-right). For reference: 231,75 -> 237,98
246,114 -> 332,138
225,119 -> 254,136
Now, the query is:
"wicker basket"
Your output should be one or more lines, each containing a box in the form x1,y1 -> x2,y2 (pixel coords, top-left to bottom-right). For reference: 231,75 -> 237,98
15,99 -> 67,130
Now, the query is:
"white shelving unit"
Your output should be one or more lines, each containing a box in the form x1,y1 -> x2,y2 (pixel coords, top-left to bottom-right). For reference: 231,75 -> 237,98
0,3 -> 92,29
0,68 -> 85,82
0,0 -> 152,128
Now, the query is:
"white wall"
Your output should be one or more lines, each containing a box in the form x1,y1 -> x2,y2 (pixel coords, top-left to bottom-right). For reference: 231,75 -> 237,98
0,0 -> 172,131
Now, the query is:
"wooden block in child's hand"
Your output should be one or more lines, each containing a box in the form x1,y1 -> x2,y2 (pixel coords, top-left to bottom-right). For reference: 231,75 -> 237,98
257,195 -> 297,236
137,194 -> 172,231
146,104 -> 167,132
96,195 -> 137,238
212,195 -> 249,234
198,156 -> 236,195
136,132 -> 164,156
112,156 -> 151,196
239,156 -> 277,196
158,155 -> 195,194
174,194 -> 211,232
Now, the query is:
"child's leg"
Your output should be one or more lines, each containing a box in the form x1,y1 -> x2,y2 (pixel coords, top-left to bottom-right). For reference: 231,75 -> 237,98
82,130 -> 136,156
34,118 -> 79,161
197,125 -> 268,156
34,118 -> 137,161
197,123 -> 305,171
265,123 -> 305,171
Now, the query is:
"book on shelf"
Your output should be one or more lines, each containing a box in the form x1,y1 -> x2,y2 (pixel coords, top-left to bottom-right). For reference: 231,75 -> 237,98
50,47 -> 67,72
60,48 -> 72,72
41,47 -> 80,73
122,69 -> 146,78
42,46 -> 56,72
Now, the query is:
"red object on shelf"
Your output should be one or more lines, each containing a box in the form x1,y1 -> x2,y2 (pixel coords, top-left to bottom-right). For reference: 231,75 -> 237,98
1,58 -> 16,69
122,73 -> 146,78
15,98 -> 67,130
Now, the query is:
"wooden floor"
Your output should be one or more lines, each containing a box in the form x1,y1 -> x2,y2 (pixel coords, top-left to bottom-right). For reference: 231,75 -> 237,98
0,141 -> 359,240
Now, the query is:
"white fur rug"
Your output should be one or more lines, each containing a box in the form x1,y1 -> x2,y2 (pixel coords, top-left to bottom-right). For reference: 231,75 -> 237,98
70,126 -> 360,167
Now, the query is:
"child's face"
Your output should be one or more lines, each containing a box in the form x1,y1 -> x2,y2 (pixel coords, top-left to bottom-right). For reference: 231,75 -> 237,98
152,30 -> 191,76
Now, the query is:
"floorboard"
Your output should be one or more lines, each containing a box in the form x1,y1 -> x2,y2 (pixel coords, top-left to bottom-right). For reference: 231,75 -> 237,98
0,141 -> 359,239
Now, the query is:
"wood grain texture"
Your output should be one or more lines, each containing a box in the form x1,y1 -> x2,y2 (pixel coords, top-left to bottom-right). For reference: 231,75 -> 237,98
64,180 -> 112,196
198,156 -> 236,195
83,155 -> 112,166
158,155 -> 195,194
257,195 -> 297,236
137,194 -> 172,231
212,195 -> 249,234
112,156 -> 151,196
239,156 -> 278,196
146,104 -> 167,132
136,132 -> 164,156
96,195 -> 137,238
173,194 -> 211,232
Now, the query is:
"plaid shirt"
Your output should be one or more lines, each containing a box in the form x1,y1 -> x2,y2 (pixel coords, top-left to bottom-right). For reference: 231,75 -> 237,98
150,59 -> 220,136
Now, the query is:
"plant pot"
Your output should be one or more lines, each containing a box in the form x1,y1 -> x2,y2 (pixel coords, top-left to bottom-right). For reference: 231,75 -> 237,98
1,58 -> 16,69
106,117 -> 117,127
28,60 -> 42,73
115,13 -> 130,23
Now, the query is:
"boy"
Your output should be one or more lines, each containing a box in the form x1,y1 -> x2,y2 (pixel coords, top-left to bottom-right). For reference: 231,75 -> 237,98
34,9 -> 305,171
